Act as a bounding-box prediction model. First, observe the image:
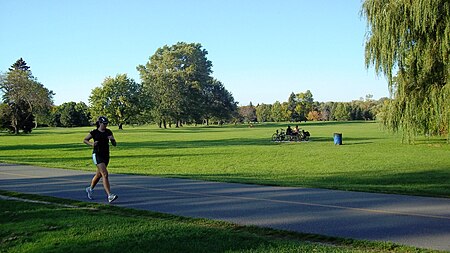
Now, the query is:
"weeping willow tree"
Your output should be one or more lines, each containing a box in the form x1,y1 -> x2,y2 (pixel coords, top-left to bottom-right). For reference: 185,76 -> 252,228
362,0 -> 450,143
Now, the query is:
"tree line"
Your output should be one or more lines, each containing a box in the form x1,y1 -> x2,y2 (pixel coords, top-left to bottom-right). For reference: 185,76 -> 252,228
0,43 -> 239,132
0,57 -> 385,134
238,92 -> 385,123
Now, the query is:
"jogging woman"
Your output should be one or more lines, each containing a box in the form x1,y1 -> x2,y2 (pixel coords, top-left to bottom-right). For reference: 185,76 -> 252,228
83,116 -> 118,203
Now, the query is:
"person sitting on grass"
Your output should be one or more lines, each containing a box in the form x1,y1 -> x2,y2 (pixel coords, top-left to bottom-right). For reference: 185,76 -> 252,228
286,125 -> 293,136
293,125 -> 299,136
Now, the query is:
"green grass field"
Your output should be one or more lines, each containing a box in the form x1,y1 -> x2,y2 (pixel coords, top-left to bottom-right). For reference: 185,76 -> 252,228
0,191 -> 438,253
1,121 -> 449,197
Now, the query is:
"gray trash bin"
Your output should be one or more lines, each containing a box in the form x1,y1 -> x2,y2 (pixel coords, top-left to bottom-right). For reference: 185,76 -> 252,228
333,133 -> 342,145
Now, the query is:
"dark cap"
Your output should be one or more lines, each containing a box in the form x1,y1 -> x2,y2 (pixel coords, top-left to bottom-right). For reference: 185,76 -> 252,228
98,116 -> 108,124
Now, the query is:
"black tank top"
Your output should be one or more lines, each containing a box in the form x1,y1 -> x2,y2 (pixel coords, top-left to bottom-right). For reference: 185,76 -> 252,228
90,129 -> 112,156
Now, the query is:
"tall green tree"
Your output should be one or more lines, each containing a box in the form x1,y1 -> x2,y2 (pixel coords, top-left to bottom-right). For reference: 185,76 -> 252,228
287,92 -> 299,121
54,102 -> 90,127
334,103 -> 351,121
362,0 -> 450,142
0,58 -> 54,134
296,90 -> 314,121
138,42 -> 213,128
89,74 -> 142,129
271,101 -> 284,122
256,103 -> 272,122
203,79 -> 237,125
0,103 -> 13,131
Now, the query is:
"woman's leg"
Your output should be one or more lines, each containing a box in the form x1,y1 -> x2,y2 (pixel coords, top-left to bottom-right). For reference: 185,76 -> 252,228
96,163 -> 111,196
90,170 -> 102,189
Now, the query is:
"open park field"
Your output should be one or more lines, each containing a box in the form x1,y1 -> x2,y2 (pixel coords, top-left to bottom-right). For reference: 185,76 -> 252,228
1,121 -> 449,198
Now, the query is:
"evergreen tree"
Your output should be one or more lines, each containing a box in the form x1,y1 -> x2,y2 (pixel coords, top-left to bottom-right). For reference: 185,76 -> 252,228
287,92 -> 298,121
9,58 -> 31,73
0,58 -> 53,133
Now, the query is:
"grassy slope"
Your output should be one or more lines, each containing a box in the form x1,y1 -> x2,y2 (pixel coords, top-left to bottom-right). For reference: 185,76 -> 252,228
1,121 -> 449,197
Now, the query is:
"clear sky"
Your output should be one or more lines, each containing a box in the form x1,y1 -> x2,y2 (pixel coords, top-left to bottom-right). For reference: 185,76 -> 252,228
0,1 -> 389,106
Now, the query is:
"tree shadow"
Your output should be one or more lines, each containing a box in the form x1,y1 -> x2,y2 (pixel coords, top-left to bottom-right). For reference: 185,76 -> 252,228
120,137 -> 273,150
308,136 -> 378,144
169,167 -> 450,198
0,143 -> 83,151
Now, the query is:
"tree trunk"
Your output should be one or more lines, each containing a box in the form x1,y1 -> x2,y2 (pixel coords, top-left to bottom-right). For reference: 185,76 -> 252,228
34,116 -> 38,129
12,117 -> 19,134
13,120 -> 18,134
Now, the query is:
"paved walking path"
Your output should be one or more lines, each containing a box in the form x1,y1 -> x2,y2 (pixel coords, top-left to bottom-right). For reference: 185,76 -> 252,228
1,163 -> 449,251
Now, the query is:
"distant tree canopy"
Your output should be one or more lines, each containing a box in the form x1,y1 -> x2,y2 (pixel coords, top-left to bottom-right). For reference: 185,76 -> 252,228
50,102 -> 91,127
362,0 -> 450,142
89,74 -> 142,129
138,42 -> 237,128
239,102 -> 257,123
0,58 -> 54,134
239,90 -> 382,123
203,79 -> 238,125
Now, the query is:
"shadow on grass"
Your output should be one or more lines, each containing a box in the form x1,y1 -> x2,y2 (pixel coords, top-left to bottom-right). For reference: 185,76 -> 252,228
312,168 -> 450,198
0,127 -> 91,136
119,137 -> 274,149
169,167 -> 450,198
0,155 -> 88,164
0,199 -> 287,253
0,143 -> 83,151
309,137 -> 378,145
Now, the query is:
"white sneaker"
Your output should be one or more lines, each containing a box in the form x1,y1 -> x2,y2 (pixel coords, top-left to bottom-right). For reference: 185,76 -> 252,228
108,193 -> 118,203
86,187 -> 93,200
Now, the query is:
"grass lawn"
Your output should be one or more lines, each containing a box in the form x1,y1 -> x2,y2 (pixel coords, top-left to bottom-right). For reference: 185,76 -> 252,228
0,191 -> 439,253
0,121 -> 449,197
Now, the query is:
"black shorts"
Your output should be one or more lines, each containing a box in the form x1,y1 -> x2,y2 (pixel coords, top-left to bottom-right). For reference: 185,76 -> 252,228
92,153 -> 109,167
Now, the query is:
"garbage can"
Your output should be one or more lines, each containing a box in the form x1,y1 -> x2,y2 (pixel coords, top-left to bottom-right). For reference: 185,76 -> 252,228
333,133 -> 342,145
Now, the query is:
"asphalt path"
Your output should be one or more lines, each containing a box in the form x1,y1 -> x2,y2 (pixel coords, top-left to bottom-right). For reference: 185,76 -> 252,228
1,163 -> 449,251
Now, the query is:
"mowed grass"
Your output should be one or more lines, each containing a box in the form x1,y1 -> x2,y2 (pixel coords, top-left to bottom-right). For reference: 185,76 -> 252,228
0,192 -> 437,253
1,121 -> 449,197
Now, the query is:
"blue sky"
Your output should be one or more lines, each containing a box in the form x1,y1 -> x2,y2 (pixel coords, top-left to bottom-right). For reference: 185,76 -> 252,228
0,1 -> 389,106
